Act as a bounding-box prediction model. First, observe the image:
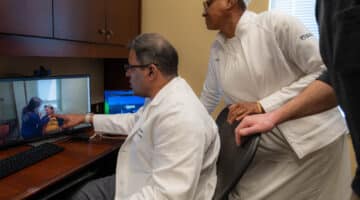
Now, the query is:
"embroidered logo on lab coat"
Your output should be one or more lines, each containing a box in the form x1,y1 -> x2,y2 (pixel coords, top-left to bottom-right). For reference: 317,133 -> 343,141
300,33 -> 313,40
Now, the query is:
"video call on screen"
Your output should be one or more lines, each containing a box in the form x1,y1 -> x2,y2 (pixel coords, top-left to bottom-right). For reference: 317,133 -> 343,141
0,75 -> 90,147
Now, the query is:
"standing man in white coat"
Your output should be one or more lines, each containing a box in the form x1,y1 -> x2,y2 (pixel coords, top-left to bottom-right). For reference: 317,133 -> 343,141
59,33 -> 220,200
201,0 -> 351,199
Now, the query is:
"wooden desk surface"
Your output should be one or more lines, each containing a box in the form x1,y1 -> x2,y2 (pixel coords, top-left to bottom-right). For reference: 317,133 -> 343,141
0,134 -> 126,200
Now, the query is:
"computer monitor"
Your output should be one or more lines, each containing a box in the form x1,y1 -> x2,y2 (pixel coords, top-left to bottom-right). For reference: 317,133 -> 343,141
0,75 -> 91,149
104,90 -> 145,114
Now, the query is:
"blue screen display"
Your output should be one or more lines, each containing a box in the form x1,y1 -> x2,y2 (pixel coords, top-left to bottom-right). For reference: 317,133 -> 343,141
104,90 -> 145,114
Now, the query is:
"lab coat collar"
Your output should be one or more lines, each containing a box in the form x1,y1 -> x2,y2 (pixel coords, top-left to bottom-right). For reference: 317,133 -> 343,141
215,10 -> 256,46
146,76 -> 180,107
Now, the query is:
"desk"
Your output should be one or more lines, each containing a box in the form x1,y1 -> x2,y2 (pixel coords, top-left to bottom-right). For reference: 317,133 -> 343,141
0,132 -> 126,200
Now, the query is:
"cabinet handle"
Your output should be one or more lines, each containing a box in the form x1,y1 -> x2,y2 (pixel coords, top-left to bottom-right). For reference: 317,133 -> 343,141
107,30 -> 114,36
105,30 -> 114,40
98,29 -> 106,35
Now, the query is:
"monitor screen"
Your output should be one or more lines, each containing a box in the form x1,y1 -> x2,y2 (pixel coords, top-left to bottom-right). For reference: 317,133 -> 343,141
104,90 -> 145,114
0,75 -> 91,149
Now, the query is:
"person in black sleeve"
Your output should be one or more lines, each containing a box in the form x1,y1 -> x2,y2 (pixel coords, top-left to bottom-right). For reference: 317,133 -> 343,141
317,1 -> 360,197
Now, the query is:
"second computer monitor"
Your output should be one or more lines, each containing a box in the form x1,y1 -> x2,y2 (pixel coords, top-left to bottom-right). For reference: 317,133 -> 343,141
104,90 -> 145,114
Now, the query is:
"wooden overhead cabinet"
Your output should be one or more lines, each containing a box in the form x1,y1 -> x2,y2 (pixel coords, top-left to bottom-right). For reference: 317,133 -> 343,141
53,0 -> 106,43
0,0 -> 52,37
0,0 -> 141,58
53,0 -> 141,45
106,0 -> 141,45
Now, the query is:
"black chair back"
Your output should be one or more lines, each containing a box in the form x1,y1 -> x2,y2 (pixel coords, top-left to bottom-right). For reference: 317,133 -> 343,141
213,107 -> 260,200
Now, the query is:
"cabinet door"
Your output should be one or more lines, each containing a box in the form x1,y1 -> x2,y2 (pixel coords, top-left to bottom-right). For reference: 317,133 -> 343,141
0,0 -> 52,37
53,0 -> 106,43
106,0 -> 141,45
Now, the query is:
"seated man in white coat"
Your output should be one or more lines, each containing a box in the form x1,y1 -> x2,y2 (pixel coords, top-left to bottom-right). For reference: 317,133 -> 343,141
59,33 -> 220,200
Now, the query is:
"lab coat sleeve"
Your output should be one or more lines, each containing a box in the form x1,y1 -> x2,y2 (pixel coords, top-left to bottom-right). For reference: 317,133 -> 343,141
259,13 -> 326,112
127,109 -> 206,200
200,47 -> 223,113
93,113 -> 137,135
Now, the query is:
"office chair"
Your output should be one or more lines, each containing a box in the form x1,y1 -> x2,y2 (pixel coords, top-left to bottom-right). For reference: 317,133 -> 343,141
213,107 -> 260,200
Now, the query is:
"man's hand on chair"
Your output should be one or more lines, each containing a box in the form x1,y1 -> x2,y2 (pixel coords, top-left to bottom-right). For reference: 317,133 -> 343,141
234,113 -> 275,146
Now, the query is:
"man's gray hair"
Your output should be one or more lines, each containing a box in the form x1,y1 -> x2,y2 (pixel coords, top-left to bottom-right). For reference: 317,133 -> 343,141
128,33 -> 178,76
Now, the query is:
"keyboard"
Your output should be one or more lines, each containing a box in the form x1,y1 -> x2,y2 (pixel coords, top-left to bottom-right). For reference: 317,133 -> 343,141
0,143 -> 64,179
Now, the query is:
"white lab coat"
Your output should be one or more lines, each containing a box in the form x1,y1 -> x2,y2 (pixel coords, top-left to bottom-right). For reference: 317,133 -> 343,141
200,11 -> 351,199
94,77 -> 220,200
200,10 -> 348,159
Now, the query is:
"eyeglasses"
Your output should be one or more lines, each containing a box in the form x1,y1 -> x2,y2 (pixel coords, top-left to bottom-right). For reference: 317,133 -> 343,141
123,63 -> 154,72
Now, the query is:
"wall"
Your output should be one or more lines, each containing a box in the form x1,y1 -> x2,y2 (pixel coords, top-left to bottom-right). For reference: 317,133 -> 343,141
248,0 -> 269,13
141,0 -> 269,116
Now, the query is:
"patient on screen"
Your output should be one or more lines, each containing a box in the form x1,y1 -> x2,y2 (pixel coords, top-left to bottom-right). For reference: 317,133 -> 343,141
41,105 -> 64,134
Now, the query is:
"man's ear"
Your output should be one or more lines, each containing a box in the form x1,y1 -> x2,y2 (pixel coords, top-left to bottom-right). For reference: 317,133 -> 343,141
147,64 -> 157,79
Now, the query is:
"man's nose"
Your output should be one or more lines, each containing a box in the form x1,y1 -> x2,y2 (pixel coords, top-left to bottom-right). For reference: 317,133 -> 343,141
125,70 -> 131,77
202,7 -> 208,17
